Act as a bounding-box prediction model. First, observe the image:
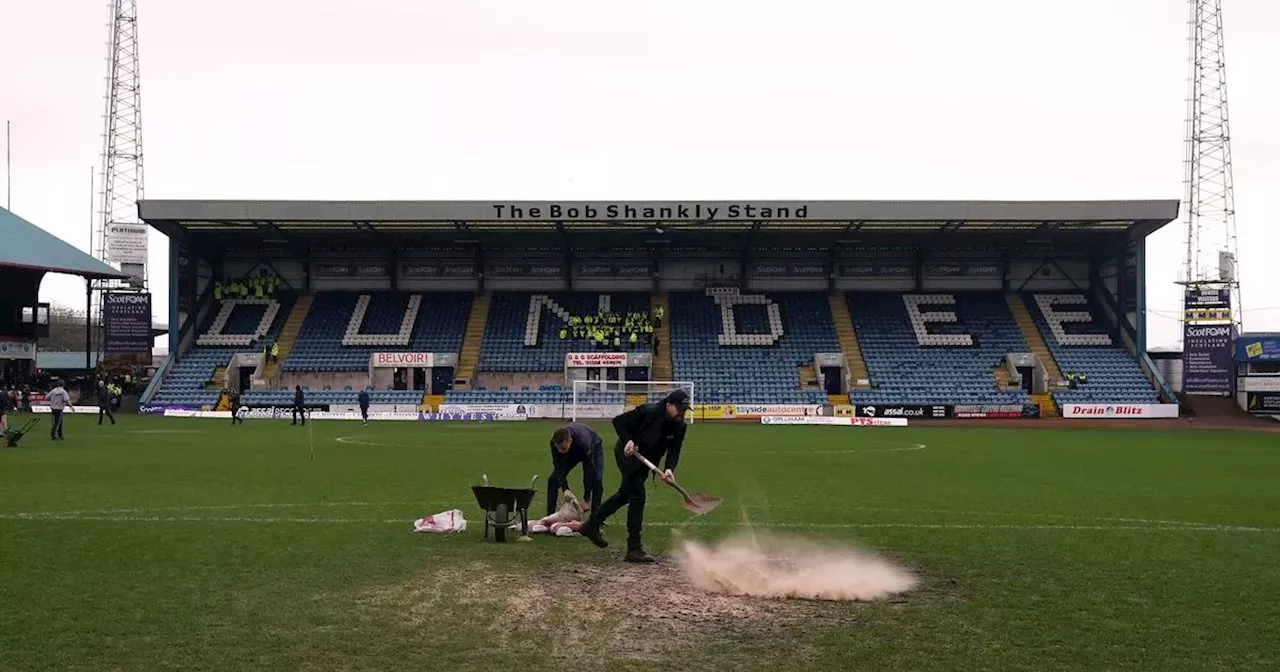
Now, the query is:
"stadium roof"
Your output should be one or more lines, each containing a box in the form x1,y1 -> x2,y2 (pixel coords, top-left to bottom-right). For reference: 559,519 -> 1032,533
138,199 -> 1180,252
37,352 -> 101,371
0,207 -> 130,279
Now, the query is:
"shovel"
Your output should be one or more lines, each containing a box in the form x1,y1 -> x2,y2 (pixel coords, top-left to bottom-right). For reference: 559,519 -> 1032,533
632,453 -> 722,516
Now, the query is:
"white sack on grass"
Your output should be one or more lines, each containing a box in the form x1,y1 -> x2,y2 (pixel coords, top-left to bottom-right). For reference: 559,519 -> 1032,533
412,509 -> 467,533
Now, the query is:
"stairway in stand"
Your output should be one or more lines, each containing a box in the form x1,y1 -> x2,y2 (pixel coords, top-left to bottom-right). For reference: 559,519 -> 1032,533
420,393 -> 444,411
1030,392 -> 1058,417
626,393 -> 647,408
993,365 -> 1014,390
453,293 -> 490,391
1005,294 -> 1063,381
827,393 -> 847,406
206,367 -> 227,390
651,293 -> 673,382
262,294 -> 313,382
1006,293 -> 1063,416
829,293 -> 871,388
797,364 -> 820,390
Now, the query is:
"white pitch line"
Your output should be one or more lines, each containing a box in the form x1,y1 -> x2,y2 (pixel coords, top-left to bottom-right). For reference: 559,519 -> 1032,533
0,512 -> 1275,533
336,436 -> 930,455
650,521 -> 1277,533
335,436 -> 520,450
756,443 -> 928,454
6,501 -> 1253,532
22,501 -> 434,516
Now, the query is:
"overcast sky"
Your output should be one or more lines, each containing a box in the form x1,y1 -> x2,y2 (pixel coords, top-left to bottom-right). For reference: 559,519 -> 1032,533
3,0 -> 1278,349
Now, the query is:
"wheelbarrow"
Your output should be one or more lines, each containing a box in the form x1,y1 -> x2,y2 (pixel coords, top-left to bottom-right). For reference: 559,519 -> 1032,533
470,474 -> 539,542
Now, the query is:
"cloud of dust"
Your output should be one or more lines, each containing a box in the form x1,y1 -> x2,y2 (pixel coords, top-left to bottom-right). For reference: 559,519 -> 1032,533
673,531 -> 918,601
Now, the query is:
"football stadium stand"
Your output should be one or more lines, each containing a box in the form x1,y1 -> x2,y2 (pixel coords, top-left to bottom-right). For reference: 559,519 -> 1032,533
139,198 -> 1184,418
280,291 -> 469,373
669,289 -> 834,404
475,292 -> 651,373
444,291 -> 652,408
151,294 -> 295,407
1027,293 -> 1161,404
847,292 -> 1032,406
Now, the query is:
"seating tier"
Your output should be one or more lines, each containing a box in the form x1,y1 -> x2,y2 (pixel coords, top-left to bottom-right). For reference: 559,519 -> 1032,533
848,292 -> 1031,406
669,289 -> 835,405
1026,293 -> 1160,404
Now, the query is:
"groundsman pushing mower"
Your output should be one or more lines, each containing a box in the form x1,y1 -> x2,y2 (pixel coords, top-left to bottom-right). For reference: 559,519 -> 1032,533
470,474 -> 539,542
2,418 -> 41,448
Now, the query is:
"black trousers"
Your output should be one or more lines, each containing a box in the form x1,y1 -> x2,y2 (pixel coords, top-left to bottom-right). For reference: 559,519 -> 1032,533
50,409 -> 65,438
292,406 -> 306,424
98,406 -> 115,425
585,440 -> 649,550
360,405 -> 369,421
230,408 -> 243,425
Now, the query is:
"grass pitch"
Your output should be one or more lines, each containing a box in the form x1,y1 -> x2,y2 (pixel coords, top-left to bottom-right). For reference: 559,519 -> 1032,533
2,414 -> 1278,671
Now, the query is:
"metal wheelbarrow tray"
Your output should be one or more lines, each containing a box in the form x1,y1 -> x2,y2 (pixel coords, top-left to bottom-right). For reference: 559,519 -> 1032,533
470,474 -> 539,542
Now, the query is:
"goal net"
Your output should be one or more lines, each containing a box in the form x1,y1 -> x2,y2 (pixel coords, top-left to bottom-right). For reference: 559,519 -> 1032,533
571,379 -> 696,423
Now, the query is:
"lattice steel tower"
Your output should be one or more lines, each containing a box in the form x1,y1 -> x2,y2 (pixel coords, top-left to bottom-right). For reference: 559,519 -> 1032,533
95,0 -> 147,287
1181,0 -> 1241,330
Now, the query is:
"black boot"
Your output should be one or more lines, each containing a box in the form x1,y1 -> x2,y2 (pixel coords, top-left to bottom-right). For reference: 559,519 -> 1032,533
624,547 -> 656,563
580,519 -> 609,548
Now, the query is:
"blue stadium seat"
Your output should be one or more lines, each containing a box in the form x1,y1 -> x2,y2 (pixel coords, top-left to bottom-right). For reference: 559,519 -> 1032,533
847,292 -> 1032,406
152,294 -> 296,407
443,388 -> 625,408
282,291 -> 470,373
669,289 -> 834,405
1025,293 -> 1160,404
477,292 -> 652,373
155,290 -> 470,408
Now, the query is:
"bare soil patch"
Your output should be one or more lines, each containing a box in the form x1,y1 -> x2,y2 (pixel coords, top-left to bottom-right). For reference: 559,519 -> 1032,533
357,555 -> 870,662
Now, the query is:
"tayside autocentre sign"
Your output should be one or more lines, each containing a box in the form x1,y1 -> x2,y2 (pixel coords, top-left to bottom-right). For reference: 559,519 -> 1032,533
1060,404 -> 1179,419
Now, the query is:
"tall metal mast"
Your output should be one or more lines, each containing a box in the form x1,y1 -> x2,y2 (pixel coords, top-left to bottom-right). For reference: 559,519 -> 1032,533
97,0 -> 147,286
1181,0 -> 1241,332
90,0 -> 147,372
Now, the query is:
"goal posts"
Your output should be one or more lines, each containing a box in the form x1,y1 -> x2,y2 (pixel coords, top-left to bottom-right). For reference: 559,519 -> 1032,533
571,379 -> 695,422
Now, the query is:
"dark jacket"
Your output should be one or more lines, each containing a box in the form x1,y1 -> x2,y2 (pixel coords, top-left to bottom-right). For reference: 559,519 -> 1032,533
294,388 -> 304,407
612,402 -> 686,473
550,423 -> 603,481
97,385 -> 111,406
357,390 -> 370,407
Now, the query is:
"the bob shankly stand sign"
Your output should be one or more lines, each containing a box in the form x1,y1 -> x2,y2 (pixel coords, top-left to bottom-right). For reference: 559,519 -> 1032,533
489,202 -> 812,221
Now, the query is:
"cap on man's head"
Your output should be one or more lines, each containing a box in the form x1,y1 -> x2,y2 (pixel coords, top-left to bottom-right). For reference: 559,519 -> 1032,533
664,389 -> 691,412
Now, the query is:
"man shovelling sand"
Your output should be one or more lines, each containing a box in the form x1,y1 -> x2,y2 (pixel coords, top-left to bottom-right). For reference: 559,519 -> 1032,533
579,389 -> 691,563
